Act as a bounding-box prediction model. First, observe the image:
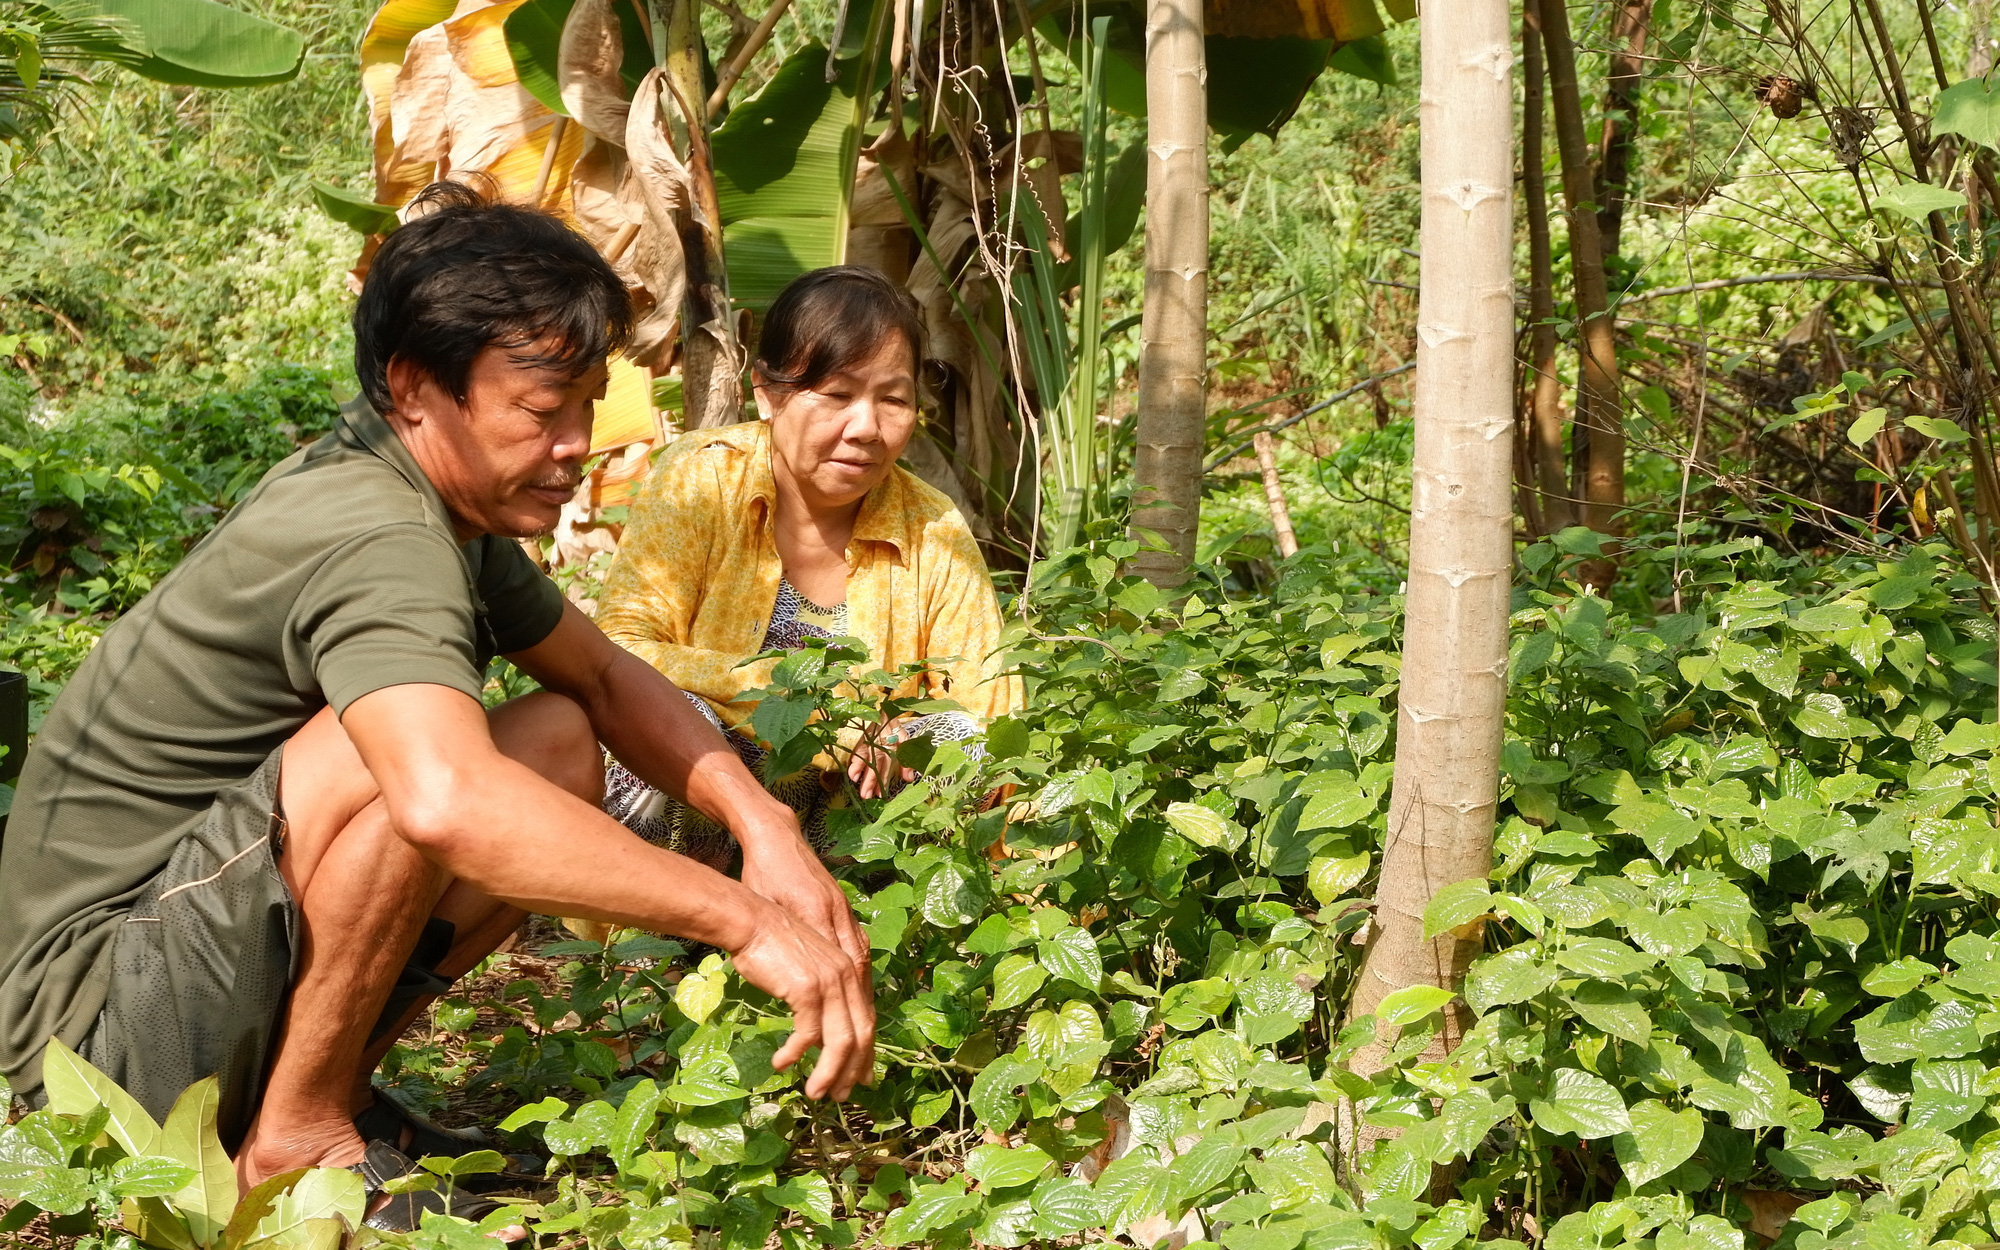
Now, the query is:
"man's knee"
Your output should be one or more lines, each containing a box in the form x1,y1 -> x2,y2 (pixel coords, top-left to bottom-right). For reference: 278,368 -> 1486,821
489,691 -> 603,806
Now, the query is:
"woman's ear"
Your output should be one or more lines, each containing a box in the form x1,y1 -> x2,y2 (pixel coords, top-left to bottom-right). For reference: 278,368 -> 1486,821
751,375 -> 776,422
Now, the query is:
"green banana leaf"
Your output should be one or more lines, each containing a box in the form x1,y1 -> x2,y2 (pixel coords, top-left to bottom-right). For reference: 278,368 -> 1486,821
503,0 -> 573,115
1040,11 -> 1393,143
78,0 -> 302,86
710,0 -> 888,311
312,182 -> 400,235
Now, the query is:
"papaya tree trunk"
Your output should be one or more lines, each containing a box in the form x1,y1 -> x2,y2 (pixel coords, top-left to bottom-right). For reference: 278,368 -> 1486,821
1521,3 -> 1571,533
1345,0 -> 1513,1067
1537,0 -> 1623,579
1128,0 -> 1207,588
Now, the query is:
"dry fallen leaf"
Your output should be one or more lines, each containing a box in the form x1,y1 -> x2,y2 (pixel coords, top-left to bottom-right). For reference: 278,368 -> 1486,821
1741,1189 -> 1809,1244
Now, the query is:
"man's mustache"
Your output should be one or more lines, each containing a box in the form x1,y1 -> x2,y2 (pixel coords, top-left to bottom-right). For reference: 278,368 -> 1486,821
530,473 -> 584,494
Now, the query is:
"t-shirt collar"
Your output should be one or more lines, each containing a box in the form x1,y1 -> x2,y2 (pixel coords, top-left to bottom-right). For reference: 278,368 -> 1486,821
337,397 -> 465,546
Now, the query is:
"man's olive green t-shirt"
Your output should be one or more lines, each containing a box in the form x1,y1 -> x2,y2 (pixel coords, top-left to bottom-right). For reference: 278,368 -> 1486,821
0,400 -> 565,1100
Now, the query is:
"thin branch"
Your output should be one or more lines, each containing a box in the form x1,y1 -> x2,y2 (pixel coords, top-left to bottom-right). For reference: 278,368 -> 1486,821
1617,270 -> 1943,303
1203,361 -> 1415,473
705,0 -> 793,117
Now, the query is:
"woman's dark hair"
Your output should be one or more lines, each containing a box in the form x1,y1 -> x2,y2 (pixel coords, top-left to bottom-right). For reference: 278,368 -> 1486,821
353,180 -> 633,415
755,266 -> 924,395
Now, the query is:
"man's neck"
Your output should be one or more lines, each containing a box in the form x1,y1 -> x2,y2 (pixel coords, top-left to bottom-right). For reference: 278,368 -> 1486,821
385,411 -> 484,545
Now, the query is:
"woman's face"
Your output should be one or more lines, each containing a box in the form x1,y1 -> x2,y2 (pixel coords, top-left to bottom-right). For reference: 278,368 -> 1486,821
759,334 -> 919,513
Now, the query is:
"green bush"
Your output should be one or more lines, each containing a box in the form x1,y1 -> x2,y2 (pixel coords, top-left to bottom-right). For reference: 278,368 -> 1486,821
0,364 -> 343,737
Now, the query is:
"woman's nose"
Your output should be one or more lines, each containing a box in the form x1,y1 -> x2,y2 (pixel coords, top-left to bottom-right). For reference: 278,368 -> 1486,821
847,397 -> 883,443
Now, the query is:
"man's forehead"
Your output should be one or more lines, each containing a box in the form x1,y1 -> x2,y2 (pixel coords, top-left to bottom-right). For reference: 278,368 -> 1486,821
482,343 -> 608,390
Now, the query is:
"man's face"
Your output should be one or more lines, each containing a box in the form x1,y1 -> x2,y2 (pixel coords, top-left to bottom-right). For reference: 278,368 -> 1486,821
388,339 -> 607,540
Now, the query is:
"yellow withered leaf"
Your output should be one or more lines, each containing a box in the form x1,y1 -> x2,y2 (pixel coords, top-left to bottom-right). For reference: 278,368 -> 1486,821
447,0 -> 530,87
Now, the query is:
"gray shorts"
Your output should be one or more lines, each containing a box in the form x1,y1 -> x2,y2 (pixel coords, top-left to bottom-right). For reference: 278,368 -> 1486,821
80,747 -> 296,1151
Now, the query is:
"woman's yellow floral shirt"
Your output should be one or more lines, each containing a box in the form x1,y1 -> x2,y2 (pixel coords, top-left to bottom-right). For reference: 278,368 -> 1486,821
594,420 -> 1022,734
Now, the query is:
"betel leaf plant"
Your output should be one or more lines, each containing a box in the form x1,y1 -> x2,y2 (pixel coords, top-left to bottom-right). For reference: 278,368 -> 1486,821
0,1040 -> 365,1249
18,533 -> 2000,1250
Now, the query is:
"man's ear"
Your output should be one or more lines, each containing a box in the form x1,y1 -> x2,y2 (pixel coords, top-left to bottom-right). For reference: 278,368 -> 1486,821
385,357 -> 437,423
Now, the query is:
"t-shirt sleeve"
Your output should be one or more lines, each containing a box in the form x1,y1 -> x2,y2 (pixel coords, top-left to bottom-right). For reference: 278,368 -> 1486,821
290,524 -> 490,714
473,535 -> 566,655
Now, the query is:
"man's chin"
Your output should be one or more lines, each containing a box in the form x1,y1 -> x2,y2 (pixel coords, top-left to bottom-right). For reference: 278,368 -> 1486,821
493,505 -> 564,541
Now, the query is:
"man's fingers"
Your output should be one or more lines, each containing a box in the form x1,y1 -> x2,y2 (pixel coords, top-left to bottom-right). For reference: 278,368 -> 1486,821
772,992 -> 822,1072
809,977 -> 864,1100
839,961 -> 877,1091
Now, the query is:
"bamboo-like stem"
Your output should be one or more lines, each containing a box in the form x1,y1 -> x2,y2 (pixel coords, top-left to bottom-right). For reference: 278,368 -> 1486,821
1252,431 -> 1299,558
1536,0 -> 1623,582
530,115 -> 569,208
1521,4 -> 1570,533
704,0 -> 793,119
1127,0 -> 1207,588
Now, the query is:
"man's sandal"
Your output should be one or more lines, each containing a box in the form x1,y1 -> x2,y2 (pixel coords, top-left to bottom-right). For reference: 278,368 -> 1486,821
353,1089 -> 545,1189
353,1140 -> 521,1234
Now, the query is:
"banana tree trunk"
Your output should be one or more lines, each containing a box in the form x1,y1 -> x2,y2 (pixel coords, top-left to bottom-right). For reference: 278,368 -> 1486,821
664,0 -> 745,429
1345,0 -> 1514,1075
1128,0 -> 1207,588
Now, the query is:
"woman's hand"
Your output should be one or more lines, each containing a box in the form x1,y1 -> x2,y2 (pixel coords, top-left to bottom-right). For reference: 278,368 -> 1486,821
846,718 -> 918,800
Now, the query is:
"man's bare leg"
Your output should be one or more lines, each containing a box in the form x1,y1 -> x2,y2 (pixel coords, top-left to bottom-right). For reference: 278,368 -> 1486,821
234,691 -> 600,1188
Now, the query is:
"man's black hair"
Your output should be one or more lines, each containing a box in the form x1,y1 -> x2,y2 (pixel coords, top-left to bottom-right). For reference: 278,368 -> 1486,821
353,180 -> 633,415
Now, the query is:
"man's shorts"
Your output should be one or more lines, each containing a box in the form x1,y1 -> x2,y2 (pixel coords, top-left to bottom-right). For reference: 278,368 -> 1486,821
79,746 -> 298,1150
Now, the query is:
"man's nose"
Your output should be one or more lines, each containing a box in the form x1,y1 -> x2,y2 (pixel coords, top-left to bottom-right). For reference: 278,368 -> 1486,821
555,405 -> 595,461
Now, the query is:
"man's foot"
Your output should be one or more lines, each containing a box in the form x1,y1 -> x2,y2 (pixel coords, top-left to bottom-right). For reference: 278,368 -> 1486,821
354,1142 -> 528,1242
234,1117 -> 370,1192
351,1089 -> 544,1188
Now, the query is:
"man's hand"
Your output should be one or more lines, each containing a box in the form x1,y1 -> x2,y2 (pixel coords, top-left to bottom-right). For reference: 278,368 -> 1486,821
738,813 -> 871,972
729,899 -> 877,1100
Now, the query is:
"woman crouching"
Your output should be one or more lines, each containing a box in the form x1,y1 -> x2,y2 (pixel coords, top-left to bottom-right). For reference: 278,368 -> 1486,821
590,265 -> 1022,875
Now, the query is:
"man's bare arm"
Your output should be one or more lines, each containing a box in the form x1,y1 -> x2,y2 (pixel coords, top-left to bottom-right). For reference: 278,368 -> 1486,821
506,603 -> 871,969
338,681 -> 874,1098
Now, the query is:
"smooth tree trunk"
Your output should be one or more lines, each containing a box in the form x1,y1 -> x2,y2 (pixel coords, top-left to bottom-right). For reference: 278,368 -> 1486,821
1537,0 -> 1623,579
1345,0 -> 1514,1071
1595,0 -> 1651,258
1128,0 -> 1207,589
1521,4 -> 1571,533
